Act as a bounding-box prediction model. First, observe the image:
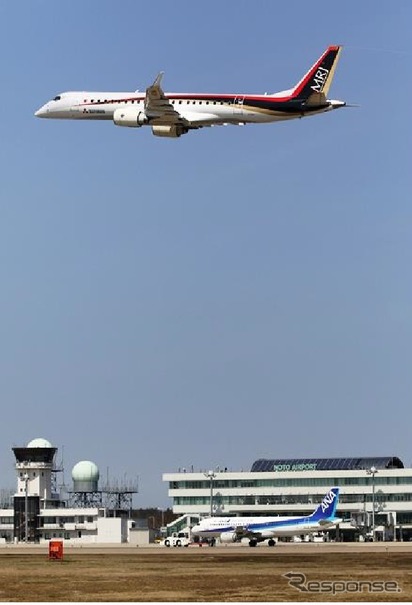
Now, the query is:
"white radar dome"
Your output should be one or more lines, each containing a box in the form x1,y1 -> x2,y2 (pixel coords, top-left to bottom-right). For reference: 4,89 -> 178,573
27,437 -> 53,448
71,460 -> 100,492
72,460 -> 100,482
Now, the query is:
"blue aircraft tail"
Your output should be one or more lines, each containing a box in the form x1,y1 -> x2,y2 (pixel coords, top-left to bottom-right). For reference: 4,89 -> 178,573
309,488 -> 340,521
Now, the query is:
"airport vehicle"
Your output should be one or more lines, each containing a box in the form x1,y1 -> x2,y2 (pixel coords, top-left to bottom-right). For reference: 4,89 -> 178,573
191,488 -> 340,547
35,46 -> 346,138
162,532 -> 191,547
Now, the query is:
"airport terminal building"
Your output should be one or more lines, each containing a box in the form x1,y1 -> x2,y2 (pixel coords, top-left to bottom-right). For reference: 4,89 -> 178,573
163,456 -> 412,540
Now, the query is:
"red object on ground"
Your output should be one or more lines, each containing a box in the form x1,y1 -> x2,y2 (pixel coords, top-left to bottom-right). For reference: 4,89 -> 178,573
48,540 -> 64,560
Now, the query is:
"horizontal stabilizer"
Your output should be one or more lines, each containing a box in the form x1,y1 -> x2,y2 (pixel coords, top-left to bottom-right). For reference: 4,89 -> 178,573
303,92 -> 327,106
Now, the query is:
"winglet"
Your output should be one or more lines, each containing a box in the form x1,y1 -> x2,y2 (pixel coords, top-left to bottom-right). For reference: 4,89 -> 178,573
153,72 -> 164,88
145,72 -> 167,107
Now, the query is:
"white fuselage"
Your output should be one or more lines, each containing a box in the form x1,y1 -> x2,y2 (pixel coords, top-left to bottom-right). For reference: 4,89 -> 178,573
35,90 -> 342,125
34,46 -> 346,137
191,514 -> 337,540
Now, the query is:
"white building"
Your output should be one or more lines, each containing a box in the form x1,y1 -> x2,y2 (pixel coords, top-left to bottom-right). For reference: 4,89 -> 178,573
163,456 -> 412,540
0,438 -> 134,544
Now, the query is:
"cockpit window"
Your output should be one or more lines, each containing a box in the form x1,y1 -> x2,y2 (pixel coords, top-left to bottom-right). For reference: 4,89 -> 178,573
53,95 -> 61,101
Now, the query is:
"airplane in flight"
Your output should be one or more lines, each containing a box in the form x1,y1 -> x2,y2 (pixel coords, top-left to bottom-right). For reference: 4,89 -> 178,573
35,46 -> 346,138
191,487 -> 341,547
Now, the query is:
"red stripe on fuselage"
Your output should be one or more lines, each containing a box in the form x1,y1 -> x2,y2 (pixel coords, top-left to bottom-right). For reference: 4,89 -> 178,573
73,46 -> 340,111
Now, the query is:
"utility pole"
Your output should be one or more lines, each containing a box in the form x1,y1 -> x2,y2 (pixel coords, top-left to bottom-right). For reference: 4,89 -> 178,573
204,470 -> 216,517
367,466 -> 378,541
24,473 -> 29,543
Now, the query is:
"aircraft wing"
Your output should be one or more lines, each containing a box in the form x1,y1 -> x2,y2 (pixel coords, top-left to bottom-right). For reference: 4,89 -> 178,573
144,73 -> 182,122
234,525 -> 264,539
234,525 -> 249,537
144,73 -> 221,127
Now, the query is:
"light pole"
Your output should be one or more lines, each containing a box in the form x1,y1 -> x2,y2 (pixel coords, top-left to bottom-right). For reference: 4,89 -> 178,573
157,507 -> 165,528
204,470 -> 216,517
367,466 -> 378,541
24,473 -> 29,543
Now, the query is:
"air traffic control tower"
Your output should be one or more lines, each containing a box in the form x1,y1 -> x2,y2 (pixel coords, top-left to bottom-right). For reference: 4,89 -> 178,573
12,438 -> 59,542
9,437 -> 138,543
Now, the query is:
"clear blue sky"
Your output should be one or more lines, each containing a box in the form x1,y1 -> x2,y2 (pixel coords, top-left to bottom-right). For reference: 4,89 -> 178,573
0,1 -> 411,506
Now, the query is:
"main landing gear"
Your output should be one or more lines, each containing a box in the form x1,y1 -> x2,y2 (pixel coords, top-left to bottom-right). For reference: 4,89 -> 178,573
248,538 -> 276,547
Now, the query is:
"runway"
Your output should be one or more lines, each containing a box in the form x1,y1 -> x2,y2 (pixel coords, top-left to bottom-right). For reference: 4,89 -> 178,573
0,542 -> 411,600
1,540 -> 411,555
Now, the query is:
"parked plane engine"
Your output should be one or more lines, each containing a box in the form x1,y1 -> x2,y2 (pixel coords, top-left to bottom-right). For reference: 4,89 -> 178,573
219,532 -> 239,543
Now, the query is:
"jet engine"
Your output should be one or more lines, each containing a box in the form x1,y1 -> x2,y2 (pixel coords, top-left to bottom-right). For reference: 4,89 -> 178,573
113,107 -> 148,127
220,532 -> 239,543
151,124 -> 189,138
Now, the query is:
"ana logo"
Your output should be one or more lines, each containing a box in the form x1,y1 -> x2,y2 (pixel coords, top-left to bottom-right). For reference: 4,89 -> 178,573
311,67 -> 329,92
321,490 -> 336,513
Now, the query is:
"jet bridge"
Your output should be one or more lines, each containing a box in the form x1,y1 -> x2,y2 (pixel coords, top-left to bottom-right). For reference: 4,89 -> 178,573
166,514 -> 200,537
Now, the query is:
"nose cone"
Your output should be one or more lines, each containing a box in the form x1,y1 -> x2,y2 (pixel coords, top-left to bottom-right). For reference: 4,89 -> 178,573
35,105 -> 49,118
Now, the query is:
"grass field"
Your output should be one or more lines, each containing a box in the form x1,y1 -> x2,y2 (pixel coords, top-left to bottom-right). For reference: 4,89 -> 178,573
0,545 -> 411,601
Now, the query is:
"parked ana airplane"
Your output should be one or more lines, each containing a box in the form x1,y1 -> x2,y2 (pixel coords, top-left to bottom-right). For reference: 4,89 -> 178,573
35,46 -> 345,138
191,488 -> 341,547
